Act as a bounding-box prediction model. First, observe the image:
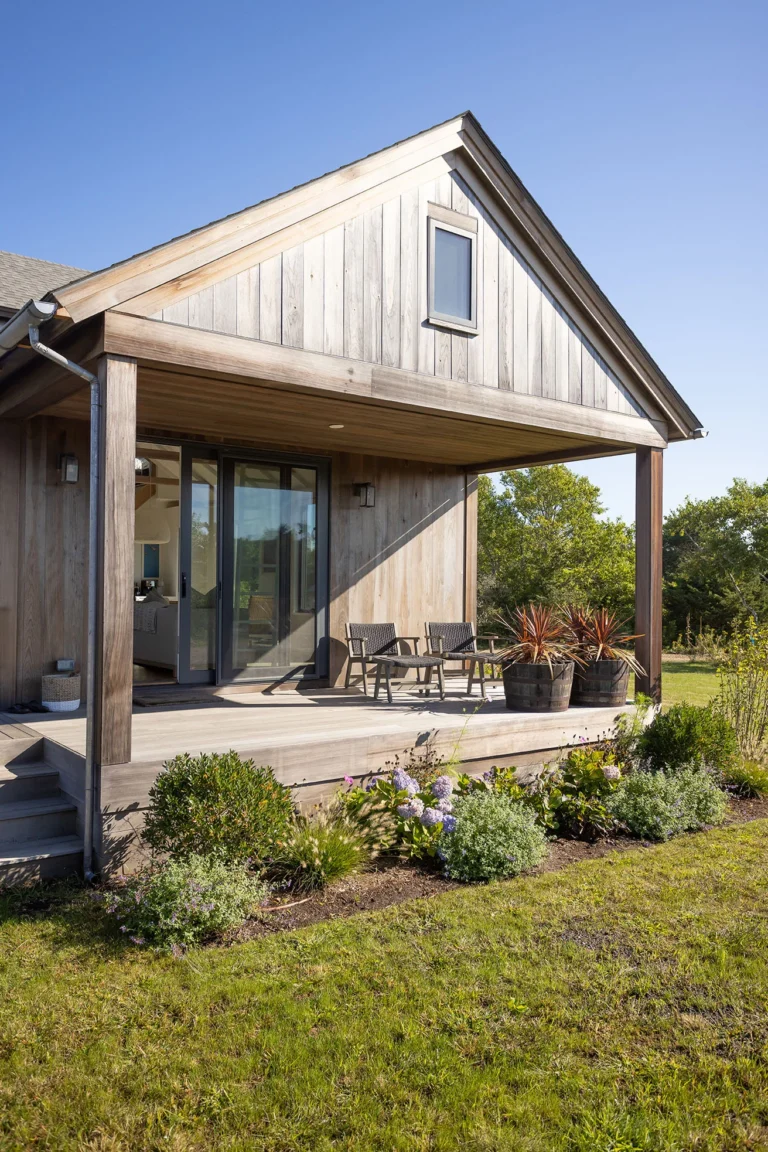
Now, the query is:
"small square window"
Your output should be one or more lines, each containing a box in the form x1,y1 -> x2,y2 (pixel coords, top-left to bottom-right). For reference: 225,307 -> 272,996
428,206 -> 477,332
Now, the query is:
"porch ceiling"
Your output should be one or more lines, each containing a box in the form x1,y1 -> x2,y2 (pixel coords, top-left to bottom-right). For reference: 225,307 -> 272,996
45,364 -> 633,469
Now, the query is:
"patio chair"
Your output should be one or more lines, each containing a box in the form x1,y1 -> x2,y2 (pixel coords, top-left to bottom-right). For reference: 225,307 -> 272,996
424,621 -> 504,700
344,622 -> 445,703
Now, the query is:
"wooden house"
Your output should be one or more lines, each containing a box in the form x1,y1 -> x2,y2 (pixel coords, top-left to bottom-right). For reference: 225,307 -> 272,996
0,113 -> 703,878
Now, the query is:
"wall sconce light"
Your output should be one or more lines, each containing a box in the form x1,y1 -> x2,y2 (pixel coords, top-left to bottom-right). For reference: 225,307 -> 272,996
354,482 -> 376,508
59,453 -> 79,484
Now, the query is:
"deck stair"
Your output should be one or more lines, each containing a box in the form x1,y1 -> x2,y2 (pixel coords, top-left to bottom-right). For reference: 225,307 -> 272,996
0,726 -> 82,886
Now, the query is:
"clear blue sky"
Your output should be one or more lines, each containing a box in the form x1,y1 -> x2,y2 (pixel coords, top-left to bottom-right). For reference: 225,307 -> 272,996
1,0 -> 765,523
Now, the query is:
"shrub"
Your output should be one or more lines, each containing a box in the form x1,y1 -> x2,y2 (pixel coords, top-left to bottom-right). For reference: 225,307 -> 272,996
636,704 -> 738,774
102,854 -> 268,950
142,751 -> 294,864
484,748 -> 621,840
438,792 -> 549,882
608,766 -> 727,841
271,809 -> 373,891
715,623 -> 768,760
721,760 -> 768,798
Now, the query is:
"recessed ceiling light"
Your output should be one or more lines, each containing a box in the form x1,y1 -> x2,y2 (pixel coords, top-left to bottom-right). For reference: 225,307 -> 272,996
329,423 -> 344,429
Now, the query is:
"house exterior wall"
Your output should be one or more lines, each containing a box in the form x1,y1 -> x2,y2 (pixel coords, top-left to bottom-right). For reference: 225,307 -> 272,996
0,414 -> 473,704
328,453 -> 472,685
147,168 -> 648,423
0,415 -> 90,709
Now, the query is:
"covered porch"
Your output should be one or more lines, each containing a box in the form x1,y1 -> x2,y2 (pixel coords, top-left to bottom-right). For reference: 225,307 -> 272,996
4,680 -> 635,870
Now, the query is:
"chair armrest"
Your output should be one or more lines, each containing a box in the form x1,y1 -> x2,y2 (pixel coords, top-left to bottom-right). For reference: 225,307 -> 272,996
477,633 -> 499,640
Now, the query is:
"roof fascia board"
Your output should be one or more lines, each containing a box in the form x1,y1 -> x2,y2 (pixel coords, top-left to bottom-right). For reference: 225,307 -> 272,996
103,310 -> 667,450
111,153 -> 455,320
459,117 -> 702,439
54,121 -> 464,323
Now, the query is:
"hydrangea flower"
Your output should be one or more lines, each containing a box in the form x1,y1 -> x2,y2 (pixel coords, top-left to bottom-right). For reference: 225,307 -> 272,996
602,764 -> 621,782
392,768 -> 419,795
365,776 -> 383,792
431,775 -> 454,799
436,797 -> 453,814
397,797 -> 425,819
440,814 -> 457,833
420,806 -> 444,827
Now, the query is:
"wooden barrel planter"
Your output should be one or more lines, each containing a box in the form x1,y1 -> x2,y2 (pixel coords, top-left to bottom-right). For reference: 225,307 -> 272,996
571,659 -> 630,707
502,662 -> 574,712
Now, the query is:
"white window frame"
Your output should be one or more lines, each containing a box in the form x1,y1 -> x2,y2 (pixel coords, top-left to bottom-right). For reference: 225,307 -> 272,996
427,203 -> 478,334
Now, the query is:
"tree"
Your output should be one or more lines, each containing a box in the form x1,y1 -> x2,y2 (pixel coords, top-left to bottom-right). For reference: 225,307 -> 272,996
477,466 -> 635,627
663,478 -> 768,642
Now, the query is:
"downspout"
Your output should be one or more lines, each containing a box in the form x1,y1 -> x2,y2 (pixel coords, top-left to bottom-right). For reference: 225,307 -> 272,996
27,327 -> 100,881
0,301 -> 101,881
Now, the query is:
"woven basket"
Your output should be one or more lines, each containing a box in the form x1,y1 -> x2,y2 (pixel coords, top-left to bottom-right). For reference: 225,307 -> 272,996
41,673 -> 81,712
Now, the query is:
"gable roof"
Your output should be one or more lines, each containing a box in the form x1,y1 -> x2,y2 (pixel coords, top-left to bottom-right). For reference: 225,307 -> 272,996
0,251 -> 89,317
44,112 -> 702,441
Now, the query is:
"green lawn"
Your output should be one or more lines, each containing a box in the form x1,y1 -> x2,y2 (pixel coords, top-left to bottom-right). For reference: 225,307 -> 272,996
2,823 -> 768,1150
660,659 -> 720,708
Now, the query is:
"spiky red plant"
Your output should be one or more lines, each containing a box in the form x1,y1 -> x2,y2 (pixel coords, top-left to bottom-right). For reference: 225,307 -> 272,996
496,604 -> 584,672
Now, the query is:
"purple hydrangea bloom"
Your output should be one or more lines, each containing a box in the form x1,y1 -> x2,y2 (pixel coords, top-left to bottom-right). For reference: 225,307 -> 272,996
602,764 -> 621,782
420,806 -> 444,827
397,796 -> 424,819
392,768 -> 419,795
440,814 -> 457,833
431,774 -> 454,799
365,776 -> 383,792
436,797 -> 453,814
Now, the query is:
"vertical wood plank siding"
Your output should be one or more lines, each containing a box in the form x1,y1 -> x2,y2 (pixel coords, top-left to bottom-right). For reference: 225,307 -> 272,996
328,454 -> 469,685
160,171 -> 647,419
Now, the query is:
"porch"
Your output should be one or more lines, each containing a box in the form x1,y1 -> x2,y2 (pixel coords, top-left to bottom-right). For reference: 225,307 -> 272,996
2,682 -> 633,870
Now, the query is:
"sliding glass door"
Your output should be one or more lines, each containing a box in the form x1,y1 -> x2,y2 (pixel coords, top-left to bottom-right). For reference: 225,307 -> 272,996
178,446 -> 327,685
219,456 -> 328,682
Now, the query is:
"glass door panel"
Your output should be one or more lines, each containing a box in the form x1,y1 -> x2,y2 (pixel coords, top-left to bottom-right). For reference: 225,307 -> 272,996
231,463 -> 282,671
189,460 -> 218,671
220,458 -> 325,681
179,449 -> 219,684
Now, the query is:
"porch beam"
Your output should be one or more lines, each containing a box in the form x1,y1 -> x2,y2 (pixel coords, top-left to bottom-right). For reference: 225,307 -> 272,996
95,354 -> 137,765
102,311 -> 669,450
635,447 -> 663,703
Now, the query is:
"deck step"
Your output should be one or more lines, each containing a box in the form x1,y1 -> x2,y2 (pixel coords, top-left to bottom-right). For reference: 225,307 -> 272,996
0,797 -> 78,845
0,763 -> 61,802
0,836 -> 83,886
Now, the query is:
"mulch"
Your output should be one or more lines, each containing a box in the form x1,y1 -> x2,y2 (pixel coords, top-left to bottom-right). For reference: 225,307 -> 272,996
233,795 -> 768,942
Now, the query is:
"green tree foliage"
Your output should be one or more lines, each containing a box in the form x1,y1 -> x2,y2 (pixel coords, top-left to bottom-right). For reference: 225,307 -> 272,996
477,466 -> 635,626
663,478 -> 768,642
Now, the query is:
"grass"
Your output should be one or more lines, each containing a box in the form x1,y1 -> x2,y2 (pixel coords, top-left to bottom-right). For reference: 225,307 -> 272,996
660,658 -> 720,708
2,823 -> 768,1150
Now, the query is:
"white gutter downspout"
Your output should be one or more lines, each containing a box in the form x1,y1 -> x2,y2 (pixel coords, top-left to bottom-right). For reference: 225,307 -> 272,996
0,301 -> 101,880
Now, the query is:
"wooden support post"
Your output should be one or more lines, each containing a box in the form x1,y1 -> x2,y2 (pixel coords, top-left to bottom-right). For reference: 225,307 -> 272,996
95,355 -> 137,766
635,447 -> 663,703
463,473 -> 478,623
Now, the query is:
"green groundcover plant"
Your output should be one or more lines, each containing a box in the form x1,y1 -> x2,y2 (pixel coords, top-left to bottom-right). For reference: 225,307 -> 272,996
438,792 -> 549,882
636,703 -> 738,774
101,854 -> 268,951
142,750 -> 294,864
608,765 -> 727,841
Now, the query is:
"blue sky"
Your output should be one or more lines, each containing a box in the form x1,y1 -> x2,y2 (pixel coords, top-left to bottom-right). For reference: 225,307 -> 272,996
1,0 -> 765,522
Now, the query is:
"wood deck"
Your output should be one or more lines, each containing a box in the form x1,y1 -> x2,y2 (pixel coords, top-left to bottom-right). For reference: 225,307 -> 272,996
8,682 -> 631,809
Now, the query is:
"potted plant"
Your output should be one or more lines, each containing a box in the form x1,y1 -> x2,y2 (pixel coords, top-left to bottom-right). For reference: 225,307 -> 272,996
565,606 -> 644,707
496,604 -> 582,713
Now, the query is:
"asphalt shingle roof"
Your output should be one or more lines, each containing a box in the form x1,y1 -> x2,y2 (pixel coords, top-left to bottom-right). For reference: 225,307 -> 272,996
0,250 -> 89,314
